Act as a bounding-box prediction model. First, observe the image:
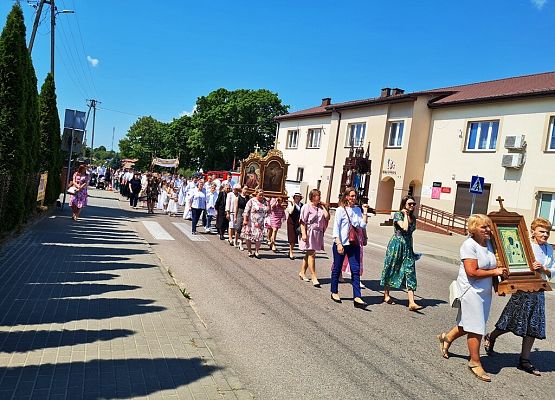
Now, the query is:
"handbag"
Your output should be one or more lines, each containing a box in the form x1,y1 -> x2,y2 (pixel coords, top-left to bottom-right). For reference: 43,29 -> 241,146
67,186 -> 77,195
449,280 -> 470,308
344,207 -> 359,246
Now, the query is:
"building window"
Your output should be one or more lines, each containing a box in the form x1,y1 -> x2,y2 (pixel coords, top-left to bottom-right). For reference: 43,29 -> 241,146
387,121 -> 404,148
286,130 -> 298,149
537,192 -> 555,226
306,128 -> 322,149
345,123 -> 366,147
296,167 -> 304,182
466,120 -> 499,151
548,117 -> 555,151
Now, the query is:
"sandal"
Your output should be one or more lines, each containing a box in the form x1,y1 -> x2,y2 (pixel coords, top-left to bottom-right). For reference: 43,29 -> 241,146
518,357 -> 541,376
437,333 -> 451,359
408,304 -> 423,312
468,362 -> 491,382
483,333 -> 496,355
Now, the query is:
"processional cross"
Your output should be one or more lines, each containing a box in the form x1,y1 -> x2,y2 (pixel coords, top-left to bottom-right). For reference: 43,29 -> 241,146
254,143 -> 260,153
496,196 -> 505,210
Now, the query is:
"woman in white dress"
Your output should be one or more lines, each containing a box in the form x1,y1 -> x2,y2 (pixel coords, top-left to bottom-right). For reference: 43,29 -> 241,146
437,214 -> 507,382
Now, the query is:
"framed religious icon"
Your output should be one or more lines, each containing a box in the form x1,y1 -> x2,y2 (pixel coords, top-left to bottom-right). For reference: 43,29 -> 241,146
488,196 -> 552,295
240,148 -> 289,198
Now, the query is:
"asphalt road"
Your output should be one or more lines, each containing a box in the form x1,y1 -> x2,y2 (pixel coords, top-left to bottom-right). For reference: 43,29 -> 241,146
120,197 -> 554,400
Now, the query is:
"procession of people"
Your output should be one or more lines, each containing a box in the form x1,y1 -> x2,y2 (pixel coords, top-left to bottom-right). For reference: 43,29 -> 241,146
69,164 -> 554,383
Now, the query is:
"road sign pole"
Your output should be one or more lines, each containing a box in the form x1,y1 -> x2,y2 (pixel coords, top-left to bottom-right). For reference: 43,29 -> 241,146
470,193 -> 476,216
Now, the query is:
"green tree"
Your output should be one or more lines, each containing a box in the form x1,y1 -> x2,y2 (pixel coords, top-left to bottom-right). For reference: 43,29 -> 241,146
166,114 -> 193,168
38,73 -> 62,205
188,89 -> 288,170
119,116 -> 168,170
0,3 -> 31,229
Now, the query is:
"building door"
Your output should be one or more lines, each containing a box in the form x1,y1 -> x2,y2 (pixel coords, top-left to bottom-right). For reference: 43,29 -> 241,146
376,177 -> 395,211
453,181 -> 491,216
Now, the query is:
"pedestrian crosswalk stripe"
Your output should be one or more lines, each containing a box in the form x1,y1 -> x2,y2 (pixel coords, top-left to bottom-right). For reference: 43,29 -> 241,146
142,221 -> 175,240
172,223 -> 209,242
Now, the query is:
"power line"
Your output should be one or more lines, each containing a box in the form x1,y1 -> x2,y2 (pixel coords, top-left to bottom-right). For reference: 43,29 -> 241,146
70,0 -> 98,97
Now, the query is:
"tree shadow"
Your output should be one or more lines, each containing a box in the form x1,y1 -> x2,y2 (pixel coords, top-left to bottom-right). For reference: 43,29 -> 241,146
0,357 -> 220,399
27,272 -> 119,283
0,329 -> 135,353
0,298 -> 165,326
23,283 -> 141,298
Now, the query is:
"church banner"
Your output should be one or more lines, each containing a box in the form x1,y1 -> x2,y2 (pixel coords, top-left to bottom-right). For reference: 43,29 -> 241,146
151,158 -> 179,168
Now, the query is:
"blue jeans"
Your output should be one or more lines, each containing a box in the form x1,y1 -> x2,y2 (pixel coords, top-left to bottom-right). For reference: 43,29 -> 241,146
191,208 -> 202,233
331,242 -> 361,299
205,215 -> 213,229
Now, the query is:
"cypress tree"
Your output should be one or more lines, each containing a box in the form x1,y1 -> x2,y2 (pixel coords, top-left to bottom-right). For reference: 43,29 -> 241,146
23,49 -> 40,215
0,3 -> 29,230
39,73 -> 62,205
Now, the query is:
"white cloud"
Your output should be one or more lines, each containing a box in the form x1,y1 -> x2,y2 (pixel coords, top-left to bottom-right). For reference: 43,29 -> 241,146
179,105 -> 197,117
531,0 -> 547,9
86,55 -> 99,67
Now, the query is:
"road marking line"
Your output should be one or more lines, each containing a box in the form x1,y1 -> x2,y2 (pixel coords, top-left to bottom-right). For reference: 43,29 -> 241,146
142,221 -> 175,240
172,223 -> 209,242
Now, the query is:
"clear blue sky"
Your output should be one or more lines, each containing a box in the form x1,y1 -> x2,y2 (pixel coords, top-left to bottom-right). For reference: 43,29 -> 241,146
1,0 -> 554,151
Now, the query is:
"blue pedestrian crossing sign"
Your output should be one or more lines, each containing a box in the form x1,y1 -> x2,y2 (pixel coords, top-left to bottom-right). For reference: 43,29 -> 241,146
469,175 -> 485,194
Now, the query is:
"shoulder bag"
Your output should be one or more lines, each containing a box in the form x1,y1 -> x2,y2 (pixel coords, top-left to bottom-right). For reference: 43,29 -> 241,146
449,280 -> 470,308
344,207 -> 359,246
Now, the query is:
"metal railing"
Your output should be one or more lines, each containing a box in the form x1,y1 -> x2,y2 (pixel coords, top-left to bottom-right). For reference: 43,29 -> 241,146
418,204 -> 468,235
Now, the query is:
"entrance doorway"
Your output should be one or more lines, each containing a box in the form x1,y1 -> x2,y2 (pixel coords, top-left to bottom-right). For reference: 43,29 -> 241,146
376,177 -> 395,211
454,181 -> 491,215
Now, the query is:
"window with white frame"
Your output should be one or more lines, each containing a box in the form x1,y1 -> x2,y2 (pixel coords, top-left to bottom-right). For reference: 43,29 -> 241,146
466,120 -> 499,151
387,121 -> 405,148
548,117 -> 555,151
537,192 -> 555,226
286,130 -> 299,148
345,123 -> 366,147
296,167 -> 304,182
306,128 -> 322,149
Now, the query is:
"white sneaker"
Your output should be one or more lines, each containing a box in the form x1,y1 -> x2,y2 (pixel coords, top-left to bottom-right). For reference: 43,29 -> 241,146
239,243 -> 244,251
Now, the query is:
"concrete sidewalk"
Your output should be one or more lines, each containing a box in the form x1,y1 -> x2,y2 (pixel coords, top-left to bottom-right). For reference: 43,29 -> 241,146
0,191 -> 250,399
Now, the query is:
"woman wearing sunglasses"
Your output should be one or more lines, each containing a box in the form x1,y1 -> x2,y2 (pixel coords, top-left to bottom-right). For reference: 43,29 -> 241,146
380,195 -> 423,311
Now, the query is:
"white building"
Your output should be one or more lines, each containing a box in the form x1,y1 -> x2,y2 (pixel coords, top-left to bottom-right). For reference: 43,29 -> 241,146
275,72 -> 555,226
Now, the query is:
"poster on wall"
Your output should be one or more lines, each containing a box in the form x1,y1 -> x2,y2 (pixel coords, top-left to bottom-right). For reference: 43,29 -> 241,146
421,186 -> 432,198
431,182 -> 442,200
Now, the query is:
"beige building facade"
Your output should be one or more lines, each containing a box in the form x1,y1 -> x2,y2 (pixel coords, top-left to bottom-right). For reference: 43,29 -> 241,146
275,72 -> 555,227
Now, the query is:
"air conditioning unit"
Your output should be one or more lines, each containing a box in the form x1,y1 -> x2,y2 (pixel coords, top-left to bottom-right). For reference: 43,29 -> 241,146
504,135 -> 526,150
502,153 -> 525,168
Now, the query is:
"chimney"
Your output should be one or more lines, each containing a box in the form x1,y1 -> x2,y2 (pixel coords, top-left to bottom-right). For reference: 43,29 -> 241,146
391,88 -> 405,96
380,88 -> 392,98
321,97 -> 331,107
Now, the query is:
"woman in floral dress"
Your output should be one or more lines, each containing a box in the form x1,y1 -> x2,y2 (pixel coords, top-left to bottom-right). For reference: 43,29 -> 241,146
242,188 -> 269,259
380,195 -> 422,311
69,165 -> 89,221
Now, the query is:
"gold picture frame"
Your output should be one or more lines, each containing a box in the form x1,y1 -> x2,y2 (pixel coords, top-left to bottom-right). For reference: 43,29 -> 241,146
488,197 -> 552,295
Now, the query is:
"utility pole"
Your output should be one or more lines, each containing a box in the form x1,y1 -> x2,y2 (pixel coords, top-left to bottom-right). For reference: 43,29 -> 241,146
28,0 -> 46,52
86,99 -> 100,159
28,0 -> 73,79
111,127 -> 115,152
50,0 -> 55,77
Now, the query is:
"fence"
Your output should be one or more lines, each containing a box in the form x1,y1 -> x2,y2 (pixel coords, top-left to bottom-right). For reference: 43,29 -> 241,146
0,172 -> 42,234
418,204 -> 468,235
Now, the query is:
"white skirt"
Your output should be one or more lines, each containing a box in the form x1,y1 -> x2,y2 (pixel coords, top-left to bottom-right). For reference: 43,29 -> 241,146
167,199 -> 178,214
